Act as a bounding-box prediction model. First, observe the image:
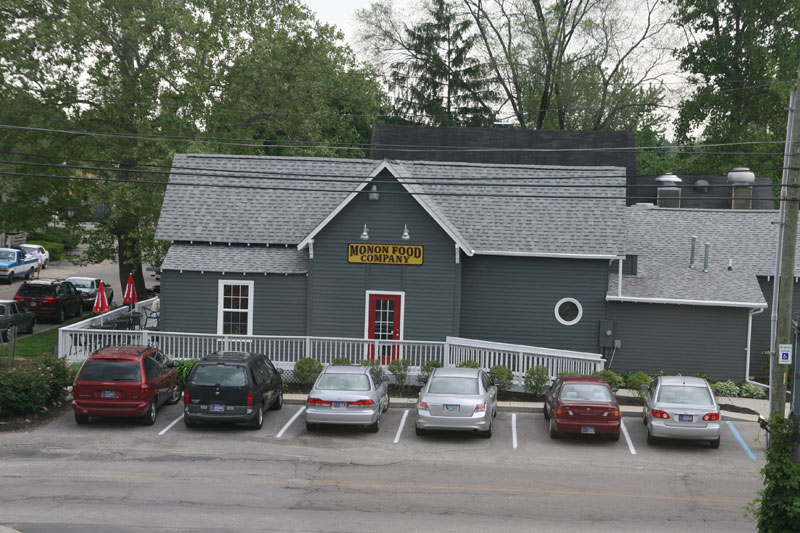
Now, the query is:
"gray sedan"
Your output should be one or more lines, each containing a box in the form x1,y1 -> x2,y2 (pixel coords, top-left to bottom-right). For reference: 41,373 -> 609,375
0,299 -> 35,341
642,376 -> 721,448
305,365 -> 390,433
415,367 -> 497,438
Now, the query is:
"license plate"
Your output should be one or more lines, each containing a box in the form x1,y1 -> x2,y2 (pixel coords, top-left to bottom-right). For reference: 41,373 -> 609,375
333,401 -> 346,408
444,404 -> 459,413
101,390 -> 115,399
679,414 -> 693,422
210,404 -> 225,412
581,426 -> 596,434
29,302 -> 36,307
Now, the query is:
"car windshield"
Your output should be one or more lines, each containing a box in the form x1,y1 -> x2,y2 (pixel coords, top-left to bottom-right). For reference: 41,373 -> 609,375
560,383 -> 613,402
190,364 -> 247,387
16,284 -> 53,297
316,374 -> 370,391
68,279 -> 93,289
78,360 -> 141,382
428,377 -> 479,395
0,251 -> 16,261
657,385 -> 713,405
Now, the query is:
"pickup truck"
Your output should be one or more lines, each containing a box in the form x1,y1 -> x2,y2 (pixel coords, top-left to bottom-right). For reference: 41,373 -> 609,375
0,248 -> 39,284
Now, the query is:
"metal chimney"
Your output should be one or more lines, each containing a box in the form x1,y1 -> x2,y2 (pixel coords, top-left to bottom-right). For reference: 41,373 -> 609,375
727,167 -> 755,210
655,173 -> 682,208
689,236 -> 697,269
703,243 -> 711,273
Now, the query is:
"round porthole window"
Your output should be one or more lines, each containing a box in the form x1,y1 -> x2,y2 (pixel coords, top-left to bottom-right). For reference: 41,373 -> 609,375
554,297 -> 582,326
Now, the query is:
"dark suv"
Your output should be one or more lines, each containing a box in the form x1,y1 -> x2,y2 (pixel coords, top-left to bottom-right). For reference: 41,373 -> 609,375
184,351 -> 284,430
14,279 -> 83,323
72,346 -> 181,425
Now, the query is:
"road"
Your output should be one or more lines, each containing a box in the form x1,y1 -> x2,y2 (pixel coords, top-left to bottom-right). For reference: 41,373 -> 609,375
0,404 -> 763,532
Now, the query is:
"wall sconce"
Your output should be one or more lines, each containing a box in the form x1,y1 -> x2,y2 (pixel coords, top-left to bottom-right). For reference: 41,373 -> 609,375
368,184 -> 379,201
360,224 -> 369,240
401,224 -> 410,240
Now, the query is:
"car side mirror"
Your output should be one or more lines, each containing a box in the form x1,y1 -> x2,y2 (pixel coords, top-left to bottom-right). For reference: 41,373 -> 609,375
612,387 -> 619,393
640,385 -> 649,391
492,378 -> 501,386
104,283 -> 111,289
418,377 -> 428,384
167,361 -> 178,368
276,368 -> 284,374
381,375 -> 391,382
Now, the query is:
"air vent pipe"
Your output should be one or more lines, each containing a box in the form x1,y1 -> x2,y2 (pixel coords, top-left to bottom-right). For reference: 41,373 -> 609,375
689,236 -> 697,269
703,243 -> 711,273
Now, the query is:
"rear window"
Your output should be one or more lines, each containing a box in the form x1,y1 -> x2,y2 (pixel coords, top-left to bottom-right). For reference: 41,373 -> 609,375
657,385 -> 713,405
0,305 -> 5,314
560,383 -> 613,402
316,374 -> 370,391
17,284 -> 54,298
190,364 -> 247,387
78,360 -> 142,382
428,377 -> 479,395
68,279 -> 93,289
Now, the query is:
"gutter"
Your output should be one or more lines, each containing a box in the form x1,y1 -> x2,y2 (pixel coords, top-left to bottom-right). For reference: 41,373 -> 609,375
605,295 -> 768,309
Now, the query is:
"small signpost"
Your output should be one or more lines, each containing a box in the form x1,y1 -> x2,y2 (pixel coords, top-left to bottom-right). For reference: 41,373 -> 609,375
779,344 -> 793,365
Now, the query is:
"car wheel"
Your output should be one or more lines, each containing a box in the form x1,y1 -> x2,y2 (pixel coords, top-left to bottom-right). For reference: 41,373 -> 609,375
643,413 -> 648,426
142,400 -> 157,426
25,269 -> 33,280
549,417 -> 559,439
26,318 -> 35,334
184,417 -> 196,428
306,421 -> 317,431
74,413 -> 89,425
492,407 -> 497,419
165,383 -> 182,405
543,402 -> 550,421
248,405 -> 264,430
383,393 -> 390,413
480,423 -> 492,439
646,429 -> 657,445
269,390 -> 283,411
74,304 -> 82,318
42,260 -> 48,269
709,437 -> 720,449
415,424 -> 426,436
610,431 -> 621,442
5,275 -> 11,285
367,416 -> 380,433
56,307 -> 65,324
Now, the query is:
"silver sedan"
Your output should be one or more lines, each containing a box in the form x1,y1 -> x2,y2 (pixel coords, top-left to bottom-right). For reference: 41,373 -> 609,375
642,376 -> 721,448
305,365 -> 389,433
415,367 -> 497,438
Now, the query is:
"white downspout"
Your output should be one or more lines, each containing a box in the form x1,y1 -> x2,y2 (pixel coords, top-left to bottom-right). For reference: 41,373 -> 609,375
618,257 -> 623,297
747,307 -> 768,388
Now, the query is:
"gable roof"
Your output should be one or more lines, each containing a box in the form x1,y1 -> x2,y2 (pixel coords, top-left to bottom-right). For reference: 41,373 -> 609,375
162,244 -> 308,274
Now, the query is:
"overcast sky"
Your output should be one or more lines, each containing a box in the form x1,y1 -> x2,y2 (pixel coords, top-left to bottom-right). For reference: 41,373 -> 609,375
303,0 -> 411,45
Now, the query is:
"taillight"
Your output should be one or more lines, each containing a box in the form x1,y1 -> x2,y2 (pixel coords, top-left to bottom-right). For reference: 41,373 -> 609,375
246,391 -> 253,407
556,409 -> 564,416
43,297 -> 56,304
184,389 -> 189,405
651,409 -> 670,419
702,413 -> 720,421
347,399 -> 375,407
603,409 -> 620,417
141,383 -> 150,395
475,402 -> 486,412
307,397 -> 332,406
418,401 -> 429,410
13,296 -> 23,302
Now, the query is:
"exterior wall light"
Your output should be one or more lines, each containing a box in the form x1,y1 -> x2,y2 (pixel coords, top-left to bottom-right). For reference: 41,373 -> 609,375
360,224 -> 369,240
401,224 -> 410,240
368,184 -> 379,201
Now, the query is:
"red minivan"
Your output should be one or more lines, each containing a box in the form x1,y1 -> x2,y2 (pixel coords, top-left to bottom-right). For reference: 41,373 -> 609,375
72,346 -> 181,425
544,375 -> 621,441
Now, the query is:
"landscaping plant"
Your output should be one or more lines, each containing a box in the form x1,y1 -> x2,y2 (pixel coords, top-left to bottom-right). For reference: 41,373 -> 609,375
593,369 -> 621,389
295,357 -> 323,385
457,360 -> 480,369
523,365 -> 550,396
360,358 -> 384,382
331,357 -> 352,366
739,383 -> 767,399
624,371 -> 652,399
489,365 -> 514,391
0,361 -> 52,415
711,380 -> 740,398
420,359 -> 442,379
387,358 -> 411,389
175,359 -> 198,389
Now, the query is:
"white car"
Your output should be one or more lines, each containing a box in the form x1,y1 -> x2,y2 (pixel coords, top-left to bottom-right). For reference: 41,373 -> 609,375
17,244 -> 49,269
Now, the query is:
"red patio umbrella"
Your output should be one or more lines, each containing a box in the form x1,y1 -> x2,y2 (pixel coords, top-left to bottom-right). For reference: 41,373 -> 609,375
93,281 -> 110,324
123,273 -> 138,306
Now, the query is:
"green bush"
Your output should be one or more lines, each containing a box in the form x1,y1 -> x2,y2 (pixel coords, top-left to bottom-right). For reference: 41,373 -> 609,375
694,372 -> 717,385
624,371 -> 652,399
29,228 -> 80,250
739,383 -> 767,399
175,359 -> 198,389
711,380 -> 740,397
0,361 -> 52,415
387,358 -> 411,388
457,360 -> 480,369
41,356 -> 72,403
593,369 -> 621,389
489,365 -> 514,391
331,357 -> 352,366
747,416 -> 800,529
523,365 -> 550,396
295,357 -> 323,385
28,240 -> 64,261
420,360 -> 442,379
360,358 -> 384,382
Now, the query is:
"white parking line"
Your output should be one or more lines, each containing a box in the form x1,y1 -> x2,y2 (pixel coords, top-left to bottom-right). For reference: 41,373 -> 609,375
512,413 -> 518,449
394,409 -> 409,444
276,406 -> 305,438
158,414 -> 184,436
620,419 -> 636,455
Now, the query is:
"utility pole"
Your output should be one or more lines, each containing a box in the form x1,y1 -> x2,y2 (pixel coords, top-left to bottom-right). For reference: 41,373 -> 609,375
773,62 -> 800,419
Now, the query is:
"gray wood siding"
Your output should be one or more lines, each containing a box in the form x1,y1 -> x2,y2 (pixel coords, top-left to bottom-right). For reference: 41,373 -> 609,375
607,302 -> 748,381
750,277 -> 800,379
459,256 -> 609,352
309,173 -> 459,340
160,270 -> 307,335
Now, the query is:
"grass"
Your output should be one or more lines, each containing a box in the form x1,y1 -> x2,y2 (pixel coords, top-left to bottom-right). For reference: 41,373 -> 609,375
9,327 -> 60,358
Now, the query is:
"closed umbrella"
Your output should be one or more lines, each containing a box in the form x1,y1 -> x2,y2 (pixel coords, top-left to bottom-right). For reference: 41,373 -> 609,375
123,273 -> 138,307
93,281 -> 110,324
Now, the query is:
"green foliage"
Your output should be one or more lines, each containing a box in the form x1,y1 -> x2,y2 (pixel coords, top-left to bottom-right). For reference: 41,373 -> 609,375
331,357 -> 353,366
457,360 -> 481,369
592,369 -> 621,389
387,358 -> 411,388
360,358 -> 384,382
295,357 -> 324,385
32,241 -> 64,261
711,380 -> 740,398
624,372 -> 653,399
29,229 -> 80,250
523,365 -> 550,396
747,416 -> 800,529
694,372 -> 717,385
175,359 -> 198,389
739,383 -> 767,399
489,365 -> 514,391
420,359 -> 443,379
0,358 -> 70,415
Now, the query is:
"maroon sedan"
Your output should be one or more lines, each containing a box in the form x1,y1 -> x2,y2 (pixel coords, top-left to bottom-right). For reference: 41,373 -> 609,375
544,375 -> 620,441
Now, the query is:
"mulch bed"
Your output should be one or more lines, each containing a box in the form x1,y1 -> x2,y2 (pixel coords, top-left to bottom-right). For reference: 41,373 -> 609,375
0,395 -> 72,433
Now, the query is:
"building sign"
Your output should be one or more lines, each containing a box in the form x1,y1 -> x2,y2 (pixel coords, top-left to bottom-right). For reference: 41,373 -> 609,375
779,344 -> 792,365
347,243 -> 423,265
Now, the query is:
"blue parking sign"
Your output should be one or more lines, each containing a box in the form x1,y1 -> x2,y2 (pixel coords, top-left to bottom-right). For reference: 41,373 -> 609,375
779,344 -> 792,365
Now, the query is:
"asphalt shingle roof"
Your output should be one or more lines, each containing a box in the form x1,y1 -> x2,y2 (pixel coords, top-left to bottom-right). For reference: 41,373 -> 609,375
161,244 -> 308,274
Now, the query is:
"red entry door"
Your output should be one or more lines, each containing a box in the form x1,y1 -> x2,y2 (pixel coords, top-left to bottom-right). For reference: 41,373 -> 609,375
367,293 -> 402,363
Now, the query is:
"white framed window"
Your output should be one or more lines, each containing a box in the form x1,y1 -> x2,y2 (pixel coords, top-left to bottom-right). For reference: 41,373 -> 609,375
554,297 -> 582,326
217,280 -> 254,335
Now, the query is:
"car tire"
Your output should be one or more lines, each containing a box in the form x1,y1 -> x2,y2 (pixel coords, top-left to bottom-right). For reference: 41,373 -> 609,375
184,417 -> 196,428
56,307 -> 65,324
74,304 -> 82,318
709,437 -> 720,449
549,417 -> 559,439
42,260 -> 48,269
646,429 -> 657,445
611,431 -> 621,442
643,413 -> 648,426
74,413 -> 89,425
248,406 -> 264,430
26,318 -> 35,334
415,425 -> 426,436
25,269 -> 33,280
269,390 -> 283,411
165,384 -> 182,405
142,400 -> 157,426
5,275 -> 11,285
480,423 -> 492,439
306,421 -> 317,431
492,407 -> 497,418
543,403 -> 550,421
367,417 -> 380,433
383,393 -> 390,413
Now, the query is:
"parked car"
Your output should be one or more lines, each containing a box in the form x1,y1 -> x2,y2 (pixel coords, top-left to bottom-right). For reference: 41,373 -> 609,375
0,299 -> 35,341
415,367 -> 497,438
67,277 -> 114,309
183,351 -> 284,430
544,375 -> 620,441
306,365 -> 389,433
15,244 -> 49,269
72,346 -> 181,425
14,279 -> 83,323
0,248 -> 38,284
642,376 -> 721,448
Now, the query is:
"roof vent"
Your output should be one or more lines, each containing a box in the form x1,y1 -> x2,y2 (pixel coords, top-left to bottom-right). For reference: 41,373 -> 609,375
655,173 -> 681,208
693,179 -> 709,192
655,173 -> 682,187
727,167 -> 755,186
728,167 -> 755,209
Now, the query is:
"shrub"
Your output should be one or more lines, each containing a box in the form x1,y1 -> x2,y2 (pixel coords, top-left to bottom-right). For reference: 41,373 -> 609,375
457,360 -> 480,369
624,371 -> 652,399
711,380 -> 740,397
175,359 -> 198,389
387,358 -> 411,388
0,361 -> 51,415
28,240 -> 64,261
40,356 -> 72,403
489,365 -> 514,391
331,357 -> 352,366
694,372 -> 717,385
295,357 -> 323,384
523,365 -> 550,396
29,228 -> 80,250
360,358 -> 384,382
739,383 -> 767,399
420,359 -> 442,379
592,369 -> 621,389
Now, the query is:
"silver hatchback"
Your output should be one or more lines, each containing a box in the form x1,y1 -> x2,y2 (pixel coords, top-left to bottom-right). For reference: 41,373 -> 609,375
305,365 -> 389,433
415,367 -> 497,438
642,376 -> 721,448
